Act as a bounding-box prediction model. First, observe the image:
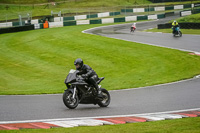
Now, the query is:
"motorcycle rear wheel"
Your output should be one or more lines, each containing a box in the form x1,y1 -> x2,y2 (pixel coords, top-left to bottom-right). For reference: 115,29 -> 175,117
63,90 -> 79,109
98,88 -> 111,107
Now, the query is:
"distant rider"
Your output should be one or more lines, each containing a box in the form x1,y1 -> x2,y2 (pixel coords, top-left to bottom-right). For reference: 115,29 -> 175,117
130,23 -> 136,32
172,20 -> 179,34
74,58 -> 103,98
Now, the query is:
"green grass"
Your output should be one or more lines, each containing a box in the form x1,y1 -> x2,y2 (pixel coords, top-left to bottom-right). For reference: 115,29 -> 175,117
145,28 -> 200,35
170,13 -> 200,23
1,0 -> 200,5
0,0 -> 62,4
1,117 -> 200,133
1,0 -> 152,5
0,0 -> 151,21
1,23 -> 200,95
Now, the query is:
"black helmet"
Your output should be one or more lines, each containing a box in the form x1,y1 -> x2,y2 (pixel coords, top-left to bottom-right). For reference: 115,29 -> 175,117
74,58 -> 83,68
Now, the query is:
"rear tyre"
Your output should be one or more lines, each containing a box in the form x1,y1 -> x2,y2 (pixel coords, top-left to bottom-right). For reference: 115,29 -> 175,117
63,90 -> 79,109
98,88 -> 111,107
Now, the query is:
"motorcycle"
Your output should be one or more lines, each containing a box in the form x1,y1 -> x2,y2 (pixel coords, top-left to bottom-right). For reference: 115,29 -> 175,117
172,27 -> 182,37
63,69 -> 111,109
130,26 -> 136,33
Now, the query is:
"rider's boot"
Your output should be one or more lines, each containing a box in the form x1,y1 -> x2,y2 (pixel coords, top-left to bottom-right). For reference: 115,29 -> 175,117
94,84 -> 103,99
89,76 -> 103,99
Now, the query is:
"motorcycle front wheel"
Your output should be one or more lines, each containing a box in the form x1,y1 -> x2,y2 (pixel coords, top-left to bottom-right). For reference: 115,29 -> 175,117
63,90 -> 79,109
98,88 -> 111,107
179,31 -> 182,37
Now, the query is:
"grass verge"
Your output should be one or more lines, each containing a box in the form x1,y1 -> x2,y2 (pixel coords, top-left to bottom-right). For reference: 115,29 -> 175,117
0,23 -> 200,95
145,13 -> 200,34
0,117 -> 200,133
0,0 -> 151,21
170,13 -> 200,23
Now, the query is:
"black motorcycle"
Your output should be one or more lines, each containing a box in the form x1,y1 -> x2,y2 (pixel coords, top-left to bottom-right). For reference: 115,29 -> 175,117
63,69 -> 111,109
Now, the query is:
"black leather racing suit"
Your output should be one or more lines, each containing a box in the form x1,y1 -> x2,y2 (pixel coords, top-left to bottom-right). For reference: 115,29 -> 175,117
77,64 -> 99,91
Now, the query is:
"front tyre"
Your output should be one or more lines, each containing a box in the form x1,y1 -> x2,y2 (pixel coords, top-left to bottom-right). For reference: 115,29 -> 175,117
179,31 -> 182,37
63,90 -> 79,109
98,88 -> 111,107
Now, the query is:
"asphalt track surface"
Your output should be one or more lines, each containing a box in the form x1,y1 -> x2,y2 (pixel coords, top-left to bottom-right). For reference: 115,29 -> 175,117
0,15 -> 200,123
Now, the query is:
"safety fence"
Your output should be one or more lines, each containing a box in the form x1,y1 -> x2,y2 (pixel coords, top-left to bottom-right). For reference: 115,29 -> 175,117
149,0 -> 194,2
121,3 -> 194,13
0,11 -> 161,28
158,22 -> 200,29
61,14 -> 165,27
180,8 -> 200,16
0,3 -> 196,28
0,13 -> 165,34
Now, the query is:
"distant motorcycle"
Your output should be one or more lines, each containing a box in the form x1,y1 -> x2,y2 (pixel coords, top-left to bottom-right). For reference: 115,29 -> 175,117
172,27 -> 182,37
63,69 -> 110,109
130,26 -> 136,33
130,23 -> 136,33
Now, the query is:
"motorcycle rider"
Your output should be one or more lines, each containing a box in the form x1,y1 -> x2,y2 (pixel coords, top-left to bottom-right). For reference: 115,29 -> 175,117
172,20 -> 179,34
74,58 -> 103,98
130,23 -> 136,32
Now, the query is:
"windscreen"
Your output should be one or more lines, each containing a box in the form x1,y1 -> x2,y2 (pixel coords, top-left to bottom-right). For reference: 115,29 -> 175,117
64,69 -> 78,84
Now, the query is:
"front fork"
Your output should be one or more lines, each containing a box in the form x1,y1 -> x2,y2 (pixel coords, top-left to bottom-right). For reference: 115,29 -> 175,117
65,84 -> 77,99
72,86 -> 76,99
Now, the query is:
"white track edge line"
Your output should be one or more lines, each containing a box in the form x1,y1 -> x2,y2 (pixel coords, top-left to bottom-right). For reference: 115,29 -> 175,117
0,108 -> 199,124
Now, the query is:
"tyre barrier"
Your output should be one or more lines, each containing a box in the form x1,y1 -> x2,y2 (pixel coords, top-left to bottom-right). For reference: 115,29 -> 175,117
121,3 -> 193,13
192,9 -> 200,14
180,9 -> 200,17
60,12 -> 120,22
180,10 -> 192,17
0,22 -> 12,28
0,3 -> 194,29
125,16 -> 137,22
165,11 -> 175,17
158,22 -> 200,29
148,15 -> 158,20
0,25 -> 35,34
77,20 -> 90,25
155,6 -> 165,11
174,5 -> 184,10
74,15 -> 87,20
49,22 -> 63,28
149,0 -> 191,2
0,3 -> 195,30
97,12 -> 110,18
101,18 -> 114,24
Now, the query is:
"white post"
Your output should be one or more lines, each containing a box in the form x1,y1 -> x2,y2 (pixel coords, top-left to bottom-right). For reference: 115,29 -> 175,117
19,15 -> 22,26
125,6 -> 126,16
